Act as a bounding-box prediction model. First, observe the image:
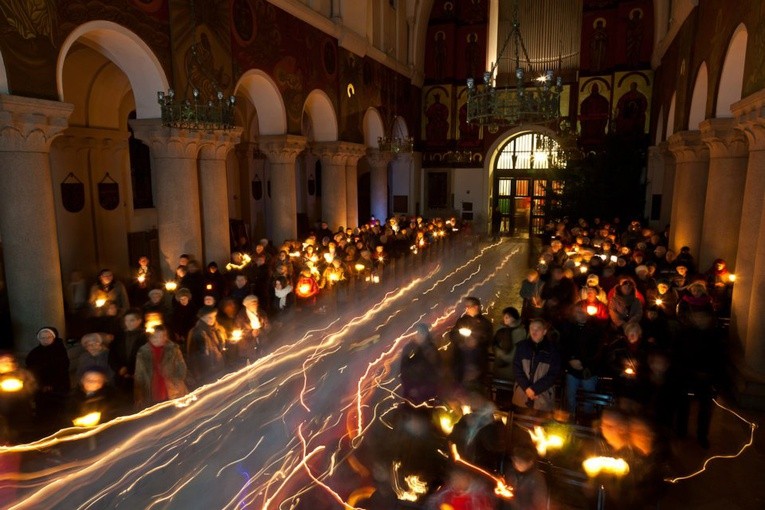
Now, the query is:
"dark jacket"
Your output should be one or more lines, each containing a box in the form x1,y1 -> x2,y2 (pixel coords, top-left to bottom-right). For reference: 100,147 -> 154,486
400,337 -> 443,402
108,330 -> 148,391
512,337 -> 561,411
26,338 -> 70,396
187,320 -> 227,384
450,314 -> 493,393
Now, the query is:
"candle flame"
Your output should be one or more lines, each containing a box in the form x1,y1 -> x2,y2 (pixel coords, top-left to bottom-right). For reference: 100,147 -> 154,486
72,411 -> 102,428
582,456 -> 630,477
729,274 -> 737,282
95,298 -> 106,308
164,281 -> 177,292
586,305 -> 598,316
528,425 -> 564,457
0,377 -> 23,392
655,298 -> 663,306
458,327 -> 472,337
230,329 -> 243,342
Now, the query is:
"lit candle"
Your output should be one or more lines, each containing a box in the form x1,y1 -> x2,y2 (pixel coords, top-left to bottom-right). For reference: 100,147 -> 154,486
624,366 -> 636,376
95,298 -> 106,308
250,315 -> 261,330
230,329 -> 243,343
165,281 -> 178,292
586,305 -> 598,316
354,263 -> 365,272
580,265 -> 588,273
458,327 -> 472,337
137,274 -> 146,284
298,283 -> 312,296
582,456 -> 630,477
206,284 -> 213,291
324,253 -> 333,264
0,377 -> 23,392
372,275 -> 380,283
72,411 -> 102,428
655,298 -> 663,306
729,274 -> 737,283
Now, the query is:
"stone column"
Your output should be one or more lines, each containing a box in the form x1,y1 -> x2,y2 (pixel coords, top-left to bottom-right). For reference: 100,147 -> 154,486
645,145 -> 664,227
731,91 -> 765,370
345,144 -> 366,229
367,148 -> 392,223
657,142 -> 675,229
199,128 -> 242,266
667,131 -> 709,260
313,141 -> 349,231
0,95 -> 73,353
699,118 -> 748,270
259,135 -> 306,245
130,119 -> 204,278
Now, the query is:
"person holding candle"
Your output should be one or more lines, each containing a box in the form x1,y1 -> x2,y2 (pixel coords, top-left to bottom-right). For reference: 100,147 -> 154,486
187,306 -> 227,385
400,323 -> 444,403
73,333 -> 114,387
0,353 -> 36,443
88,269 -> 130,318
607,277 -> 643,331
270,276 -> 294,318
134,326 -> 188,409
561,306 -> 606,416
67,366 -> 116,427
449,297 -> 494,396
108,310 -> 147,406
519,269 -> 545,326
232,295 -> 269,363
169,288 -> 196,346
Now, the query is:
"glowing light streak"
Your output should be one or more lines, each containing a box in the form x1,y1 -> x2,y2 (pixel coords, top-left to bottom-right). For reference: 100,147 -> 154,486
144,465 -> 207,510
450,443 -> 513,499
72,412 -> 101,428
216,437 -> 264,477
391,461 -> 428,501
665,398 -> 758,483
527,425 -> 564,457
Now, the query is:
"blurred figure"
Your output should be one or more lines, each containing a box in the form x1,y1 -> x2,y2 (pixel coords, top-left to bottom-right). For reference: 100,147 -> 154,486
426,466 -> 495,510
400,323 -> 443,403
501,446 -> 548,510
73,333 -> 114,386
88,269 -> 129,318
169,288 -> 196,346
134,326 -> 188,409
108,310 -> 147,405
0,353 -> 36,443
187,306 -> 227,385
68,366 -> 117,426
25,327 -> 69,427
449,297 -> 493,396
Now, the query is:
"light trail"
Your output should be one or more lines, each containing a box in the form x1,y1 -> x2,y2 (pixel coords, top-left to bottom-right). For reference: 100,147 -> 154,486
2,239 -> 526,509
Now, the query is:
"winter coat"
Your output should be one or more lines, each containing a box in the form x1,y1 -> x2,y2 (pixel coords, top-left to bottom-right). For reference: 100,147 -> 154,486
186,320 -> 227,384
134,342 -> 188,407
492,324 -> 526,380
512,337 -> 561,411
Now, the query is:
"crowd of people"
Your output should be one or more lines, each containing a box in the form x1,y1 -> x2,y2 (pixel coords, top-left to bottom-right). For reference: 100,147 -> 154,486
0,216 -> 459,444
386,218 -> 734,510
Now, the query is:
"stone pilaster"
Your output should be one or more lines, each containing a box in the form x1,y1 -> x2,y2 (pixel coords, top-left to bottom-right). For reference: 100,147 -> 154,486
259,135 -> 306,244
199,128 -> 242,266
130,119 -> 205,278
313,142 -> 349,231
698,118 -> 748,270
731,90 -> 765,376
645,144 -> 666,228
667,131 -> 709,260
0,95 -> 73,353
366,148 -> 392,223
344,143 -> 366,228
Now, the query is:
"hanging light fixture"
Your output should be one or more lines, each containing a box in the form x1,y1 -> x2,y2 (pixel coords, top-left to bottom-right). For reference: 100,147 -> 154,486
378,65 -> 414,155
157,0 -> 236,130
466,0 -> 563,129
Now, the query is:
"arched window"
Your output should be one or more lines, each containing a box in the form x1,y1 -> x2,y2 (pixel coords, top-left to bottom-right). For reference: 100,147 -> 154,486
493,131 -> 565,236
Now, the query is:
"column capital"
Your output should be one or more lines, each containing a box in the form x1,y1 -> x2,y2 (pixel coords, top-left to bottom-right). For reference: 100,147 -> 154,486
312,141 -> 366,165
699,118 -> 748,159
366,148 -> 393,168
732,88 -> 765,151
199,127 -> 243,160
129,118 -> 205,159
667,130 -> 709,163
0,95 -> 74,152
258,134 -> 307,163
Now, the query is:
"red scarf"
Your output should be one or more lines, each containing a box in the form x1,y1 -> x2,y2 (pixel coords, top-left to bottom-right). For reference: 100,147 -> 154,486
150,344 -> 168,402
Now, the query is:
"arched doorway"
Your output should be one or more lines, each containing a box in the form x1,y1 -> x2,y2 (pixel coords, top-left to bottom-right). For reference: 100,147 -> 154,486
492,131 -> 566,237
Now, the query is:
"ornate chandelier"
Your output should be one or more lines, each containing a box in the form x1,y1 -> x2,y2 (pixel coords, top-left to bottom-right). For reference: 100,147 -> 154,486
157,0 -> 236,131
378,66 -> 414,155
466,0 -> 563,129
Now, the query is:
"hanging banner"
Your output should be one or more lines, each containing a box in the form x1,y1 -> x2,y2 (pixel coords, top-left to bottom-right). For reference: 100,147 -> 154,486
98,173 -> 120,210
61,173 -> 85,213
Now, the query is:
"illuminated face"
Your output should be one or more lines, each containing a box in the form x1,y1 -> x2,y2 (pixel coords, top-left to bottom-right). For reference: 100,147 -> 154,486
149,330 -> 167,347
529,322 -> 547,342
676,266 -> 687,276
99,272 -> 113,285
235,275 -> 247,288
37,329 -> 56,346
200,312 -> 217,326
511,456 -> 534,473
657,283 -> 669,294
626,330 -> 640,344
503,313 -> 513,326
124,314 -> 142,332
178,295 -> 191,306
203,296 -> 215,306
84,339 -> 103,356
245,300 -> 259,313
464,301 -> 480,317
81,371 -> 106,394
138,257 -> 149,267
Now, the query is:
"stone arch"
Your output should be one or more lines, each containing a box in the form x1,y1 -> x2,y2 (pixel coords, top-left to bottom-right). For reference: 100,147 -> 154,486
57,20 -> 168,119
234,69 -> 287,136
716,23 -> 747,118
392,116 -> 410,139
0,47 -> 8,94
302,89 -> 338,142
688,62 -> 708,130
362,108 -> 385,148
666,92 -> 677,137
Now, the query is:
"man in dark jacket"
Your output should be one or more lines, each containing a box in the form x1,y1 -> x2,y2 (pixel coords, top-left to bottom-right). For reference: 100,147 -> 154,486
187,306 -> 227,386
512,319 -> 561,415
108,310 -> 147,406
400,323 -> 443,403
449,297 -> 493,396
